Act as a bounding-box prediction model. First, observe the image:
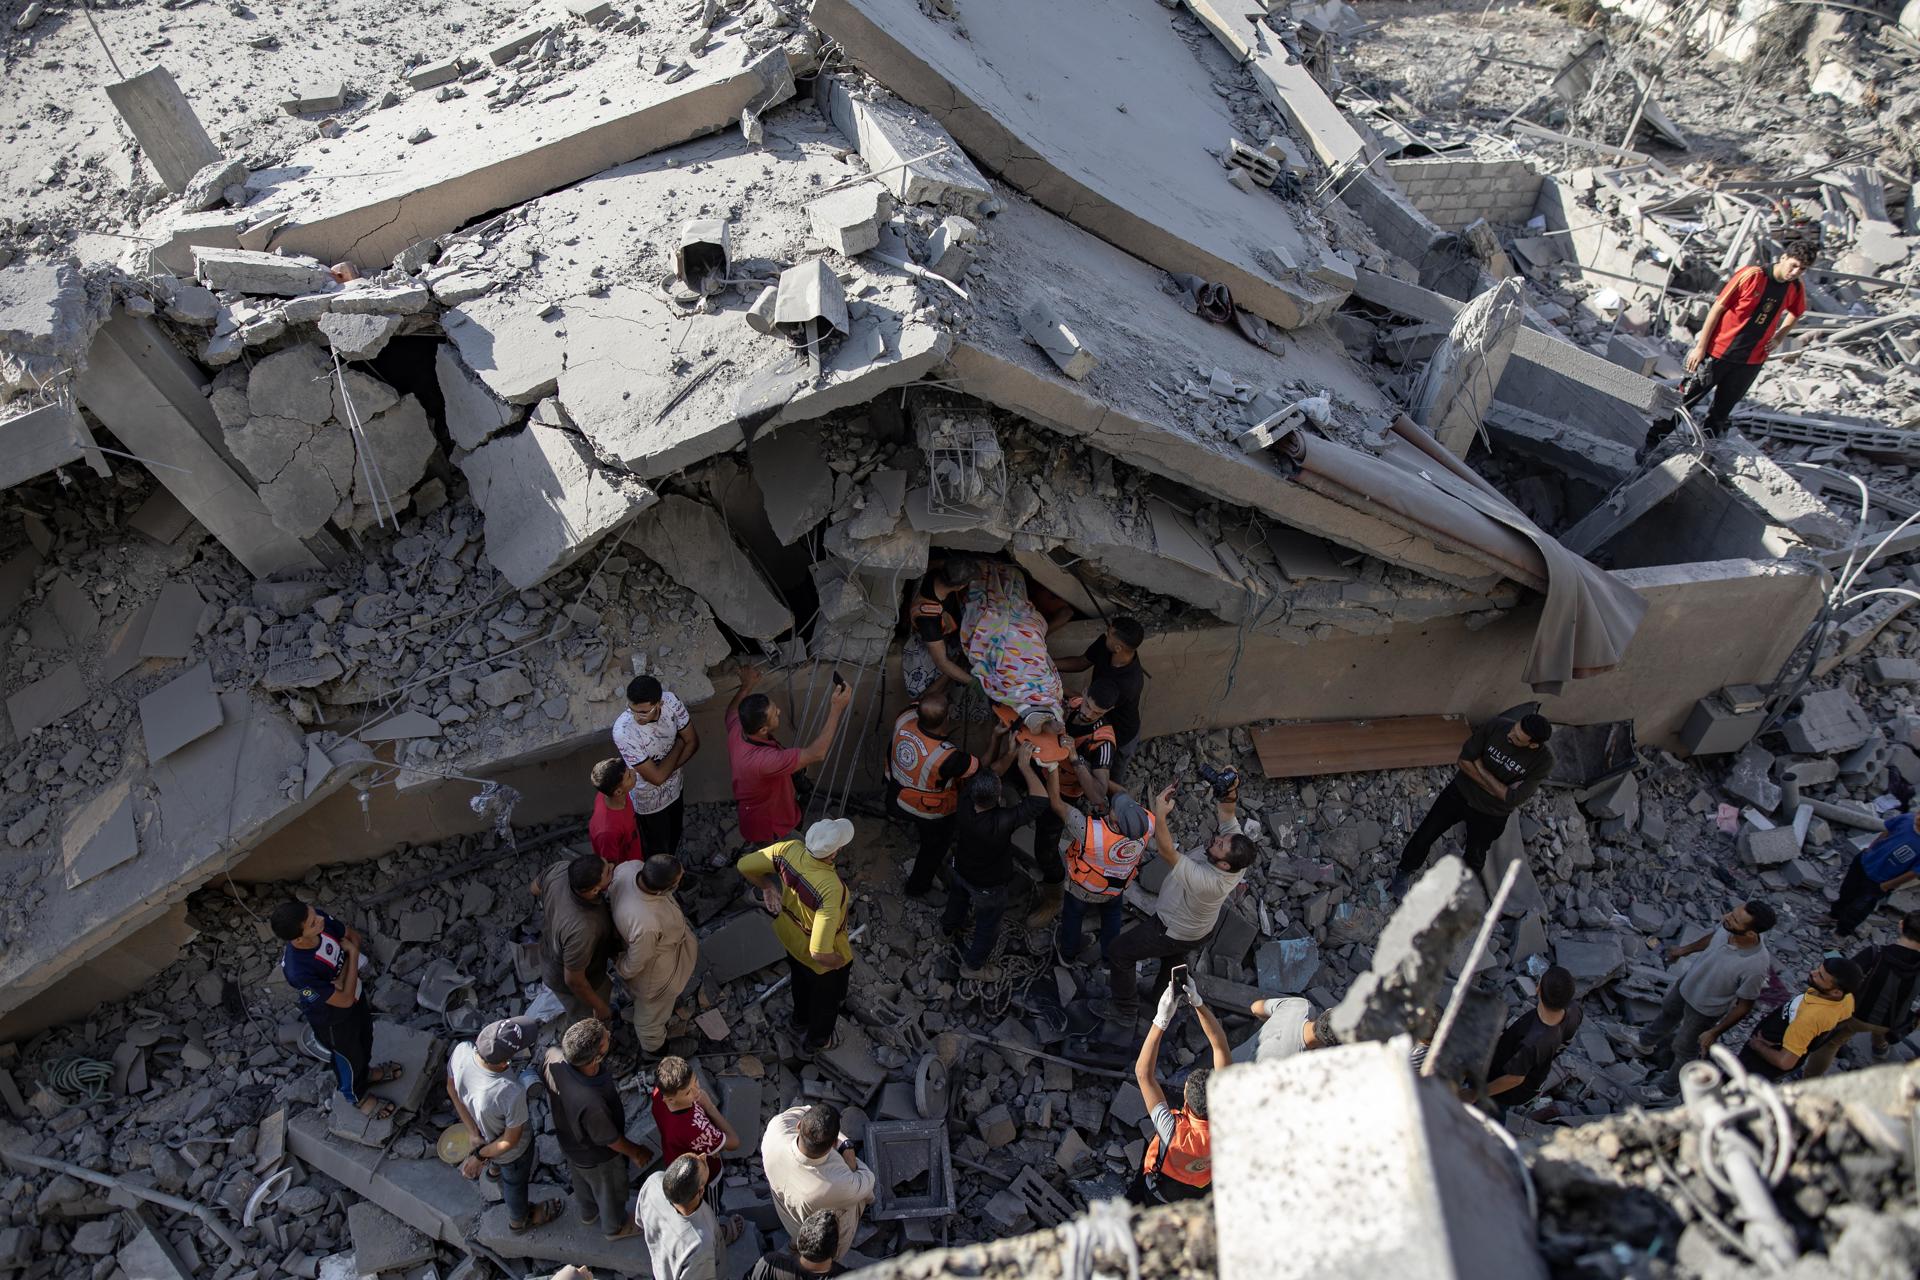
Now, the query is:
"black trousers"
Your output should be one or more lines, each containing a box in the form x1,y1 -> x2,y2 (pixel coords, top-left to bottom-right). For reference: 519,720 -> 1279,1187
1397,779 -> 1510,876
1831,854 -> 1885,936
1682,356 -> 1765,434
1126,1169 -> 1208,1206
1031,809 -> 1067,884
905,813 -> 956,895
635,795 -> 685,860
314,996 -> 375,1102
787,956 -> 850,1050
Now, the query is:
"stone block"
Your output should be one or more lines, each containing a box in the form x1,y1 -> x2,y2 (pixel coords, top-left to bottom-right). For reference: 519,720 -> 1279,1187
629,496 -> 794,641
460,421 -> 657,589
1329,856 -> 1479,1045
1553,934 -> 1625,994
975,1104 -> 1017,1149
407,57 -> 465,90
807,184 -> 891,256
347,1202 -> 434,1274
367,1021 -> 437,1114
106,66 -> 224,193
819,77 -> 994,212
1678,693 -> 1764,757
195,248 -> 337,297
1722,742 -> 1781,812
1741,824 -> 1801,867
1211,1044 -> 1545,1280
288,1108 -> 384,1195
1579,771 -> 1639,822
700,913 -> 789,984
1782,689 -> 1874,755
1867,657 -> 1920,687
282,82 -> 348,114
473,1202 -> 651,1271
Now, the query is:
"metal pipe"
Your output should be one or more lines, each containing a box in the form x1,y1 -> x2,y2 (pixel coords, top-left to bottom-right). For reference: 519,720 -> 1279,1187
0,1142 -> 245,1255
1677,1060 -> 1798,1270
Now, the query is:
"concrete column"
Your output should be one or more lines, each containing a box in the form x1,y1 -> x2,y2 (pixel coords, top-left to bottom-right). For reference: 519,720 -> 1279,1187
105,66 -> 224,194
74,314 -> 323,579
1413,277 -> 1526,458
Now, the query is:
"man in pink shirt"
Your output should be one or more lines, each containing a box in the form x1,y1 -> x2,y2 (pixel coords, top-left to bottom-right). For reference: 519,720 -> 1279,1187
726,668 -> 852,845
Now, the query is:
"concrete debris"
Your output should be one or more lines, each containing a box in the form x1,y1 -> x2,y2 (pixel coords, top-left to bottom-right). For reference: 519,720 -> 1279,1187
1019,298 -> 1096,381
195,248 -> 338,298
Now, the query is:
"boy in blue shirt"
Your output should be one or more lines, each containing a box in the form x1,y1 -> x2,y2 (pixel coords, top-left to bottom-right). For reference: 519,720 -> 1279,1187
271,900 -> 403,1117
1831,814 -> 1920,936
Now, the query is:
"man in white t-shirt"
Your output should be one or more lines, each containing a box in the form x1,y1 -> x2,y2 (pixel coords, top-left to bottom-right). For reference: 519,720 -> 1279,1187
612,675 -> 699,858
1094,777 -> 1259,1023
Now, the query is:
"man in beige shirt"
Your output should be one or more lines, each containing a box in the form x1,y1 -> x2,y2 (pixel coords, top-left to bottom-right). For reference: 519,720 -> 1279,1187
760,1102 -> 874,1261
610,854 -> 697,1053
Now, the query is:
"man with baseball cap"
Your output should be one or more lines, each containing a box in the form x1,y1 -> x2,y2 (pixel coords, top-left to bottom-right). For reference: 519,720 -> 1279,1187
736,818 -> 855,1056
447,1017 -> 559,1231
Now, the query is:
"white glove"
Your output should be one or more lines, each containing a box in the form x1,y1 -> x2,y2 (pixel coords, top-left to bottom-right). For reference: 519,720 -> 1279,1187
1184,978 -> 1205,1010
1152,984 -> 1181,1030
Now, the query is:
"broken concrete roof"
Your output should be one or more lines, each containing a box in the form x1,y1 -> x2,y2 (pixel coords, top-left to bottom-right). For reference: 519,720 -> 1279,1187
0,261 -> 111,406
812,0 -> 1356,330
258,11 -> 798,268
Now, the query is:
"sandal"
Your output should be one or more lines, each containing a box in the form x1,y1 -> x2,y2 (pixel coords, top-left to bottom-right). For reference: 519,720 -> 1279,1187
720,1214 -> 745,1246
368,1061 -> 404,1084
356,1095 -> 399,1121
510,1199 -> 563,1232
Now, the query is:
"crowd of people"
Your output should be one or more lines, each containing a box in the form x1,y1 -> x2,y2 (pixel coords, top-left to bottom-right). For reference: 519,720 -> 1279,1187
264,551 -> 1920,1271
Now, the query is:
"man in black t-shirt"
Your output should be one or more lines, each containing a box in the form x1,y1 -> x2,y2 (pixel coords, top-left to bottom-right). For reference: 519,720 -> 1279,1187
539,1019 -> 653,1240
1484,966 -> 1581,1116
747,1210 -> 844,1280
1392,711 -> 1554,897
944,742 -> 1048,979
902,556 -> 977,699
1057,616 -> 1147,780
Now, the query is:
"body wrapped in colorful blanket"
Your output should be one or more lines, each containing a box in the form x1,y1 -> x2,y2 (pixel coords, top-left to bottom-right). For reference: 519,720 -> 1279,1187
961,562 -> 1071,769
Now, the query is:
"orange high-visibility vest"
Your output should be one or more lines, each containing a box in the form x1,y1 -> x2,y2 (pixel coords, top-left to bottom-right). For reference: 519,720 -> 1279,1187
1144,1110 -> 1212,1188
890,708 -> 976,817
1057,698 -> 1116,800
911,594 -> 958,639
1064,811 -> 1150,897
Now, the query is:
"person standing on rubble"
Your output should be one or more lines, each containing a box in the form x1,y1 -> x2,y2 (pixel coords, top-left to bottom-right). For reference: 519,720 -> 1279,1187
1128,979 -> 1232,1206
1047,770 -> 1153,972
1804,911 -> 1920,1077
539,1018 -> 653,1242
945,738 -> 1049,980
588,758 -> 646,866
1026,680 -> 1122,928
272,900 -> 403,1120
637,1152 -> 745,1280
610,854 -> 697,1057
760,1103 -> 874,1261
1098,778 -> 1259,1024
1056,616 -> 1148,782
449,1017 -> 560,1232
532,854 -> 621,1026
1737,956 -> 1862,1081
1635,900 -> 1777,1093
1827,809 -> 1920,937
1678,239 -> 1814,438
735,818 -> 856,1056
613,675 -> 699,859
888,690 -> 985,899
1390,711 -> 1554,897
726,666 -> 854,849
747,1210 -> 844,1280
901,554 -> 978,700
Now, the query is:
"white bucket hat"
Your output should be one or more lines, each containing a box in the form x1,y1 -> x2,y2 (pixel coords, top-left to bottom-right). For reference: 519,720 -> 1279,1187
805,817 -> 855,857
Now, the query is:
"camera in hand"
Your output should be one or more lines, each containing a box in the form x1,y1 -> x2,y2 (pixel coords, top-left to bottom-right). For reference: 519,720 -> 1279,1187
1196,764 -> 1238,800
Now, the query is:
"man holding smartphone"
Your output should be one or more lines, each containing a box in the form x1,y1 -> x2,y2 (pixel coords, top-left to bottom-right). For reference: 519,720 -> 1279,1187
1129,975 -> 1231,1205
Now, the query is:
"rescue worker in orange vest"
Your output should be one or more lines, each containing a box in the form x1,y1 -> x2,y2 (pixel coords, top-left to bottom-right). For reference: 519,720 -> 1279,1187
1026,681 -> 1121,929
1128,974 -> 1231,1206
1045,761 -> 1150,967
902,556 -> 977,701
889,692 -> 984,898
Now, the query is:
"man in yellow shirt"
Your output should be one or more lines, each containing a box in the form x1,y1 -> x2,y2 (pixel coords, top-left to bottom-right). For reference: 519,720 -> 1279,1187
736,818 -> 854,1055
1737,957 -> 1863,1081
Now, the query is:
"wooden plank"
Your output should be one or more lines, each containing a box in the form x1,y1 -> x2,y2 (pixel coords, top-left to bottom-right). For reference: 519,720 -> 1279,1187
1251,714 -> 1468,779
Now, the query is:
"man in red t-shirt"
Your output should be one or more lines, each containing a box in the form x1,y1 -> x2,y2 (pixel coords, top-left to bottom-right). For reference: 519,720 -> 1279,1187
725,667 -> 853,847
588,758 -> 645,865
1682,241 -> 1813,436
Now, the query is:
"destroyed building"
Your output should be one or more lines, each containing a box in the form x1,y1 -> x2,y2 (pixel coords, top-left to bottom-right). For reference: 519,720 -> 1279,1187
3,0 -> 1920,1276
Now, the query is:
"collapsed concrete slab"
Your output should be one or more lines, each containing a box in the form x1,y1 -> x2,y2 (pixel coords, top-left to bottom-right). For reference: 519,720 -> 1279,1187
1411,278 -> 1524,457
0,262 -> 111,405
1212,1043 -> 1547,1280
0,401 -> 109,489
1560,455 -> 1701,558
812,0 -> 1352,329
945,193 -> 1522,593
817,78 -> 994,213
440,118 -> 950,483
458,417 -> 658,590
628,496 -> 794,641
261,25 -> 796,267
104,66 -> 225,194
0,696 -> 372,1037
74,316 -> 324,579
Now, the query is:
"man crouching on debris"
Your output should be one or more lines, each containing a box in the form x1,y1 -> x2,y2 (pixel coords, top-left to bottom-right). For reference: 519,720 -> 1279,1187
1391,711 -> 1553,897
1127,977 -> 1231,1206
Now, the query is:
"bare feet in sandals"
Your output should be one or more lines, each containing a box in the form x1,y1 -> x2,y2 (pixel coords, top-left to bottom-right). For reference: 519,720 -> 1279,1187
355,1095 -> 398,1121
719,1213 -> 746,1246
511,1199 -> 563,1232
